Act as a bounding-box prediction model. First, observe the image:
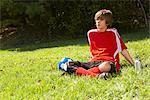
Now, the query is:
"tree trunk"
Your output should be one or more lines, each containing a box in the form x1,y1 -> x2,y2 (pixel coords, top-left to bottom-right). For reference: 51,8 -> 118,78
137,0 -> 148,28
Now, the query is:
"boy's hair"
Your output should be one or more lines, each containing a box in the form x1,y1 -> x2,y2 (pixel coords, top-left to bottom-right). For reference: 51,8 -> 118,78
94,9 -> 113,27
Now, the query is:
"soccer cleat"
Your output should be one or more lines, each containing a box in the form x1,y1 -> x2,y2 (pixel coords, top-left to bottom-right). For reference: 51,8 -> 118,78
97,72 -> 109,80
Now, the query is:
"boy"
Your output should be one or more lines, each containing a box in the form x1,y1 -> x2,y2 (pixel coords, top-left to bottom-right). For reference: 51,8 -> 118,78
59,9 -> 134,77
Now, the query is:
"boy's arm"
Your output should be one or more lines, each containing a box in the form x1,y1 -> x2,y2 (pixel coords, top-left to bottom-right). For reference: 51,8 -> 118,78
121,49 -> 134,65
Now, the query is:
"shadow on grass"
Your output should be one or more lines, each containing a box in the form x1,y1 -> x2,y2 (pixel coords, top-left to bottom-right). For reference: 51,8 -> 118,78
121,30 -> 149,43
0,30 -> 149,52
0,38 -> 88,52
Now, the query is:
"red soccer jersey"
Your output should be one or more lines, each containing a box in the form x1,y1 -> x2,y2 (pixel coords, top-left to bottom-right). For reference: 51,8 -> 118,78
87,28 -> 127,71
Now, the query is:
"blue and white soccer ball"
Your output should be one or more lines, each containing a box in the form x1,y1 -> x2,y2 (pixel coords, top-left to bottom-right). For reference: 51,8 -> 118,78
58,57 -> 73,71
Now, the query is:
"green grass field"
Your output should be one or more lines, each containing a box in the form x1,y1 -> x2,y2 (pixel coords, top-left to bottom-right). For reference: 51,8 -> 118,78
0,32 -> 150,100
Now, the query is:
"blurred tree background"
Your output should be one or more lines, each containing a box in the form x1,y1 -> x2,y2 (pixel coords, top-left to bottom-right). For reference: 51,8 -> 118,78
0,0 -> 149,47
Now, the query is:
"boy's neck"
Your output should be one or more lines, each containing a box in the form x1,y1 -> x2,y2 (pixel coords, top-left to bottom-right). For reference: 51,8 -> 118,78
97,27 -> 107,32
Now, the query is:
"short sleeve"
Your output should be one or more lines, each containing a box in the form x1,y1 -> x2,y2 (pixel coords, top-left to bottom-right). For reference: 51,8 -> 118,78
113,28 -> 127,51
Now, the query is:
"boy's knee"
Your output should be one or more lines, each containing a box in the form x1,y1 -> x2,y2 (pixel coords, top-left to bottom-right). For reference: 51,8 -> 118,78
98,61 -> 111,72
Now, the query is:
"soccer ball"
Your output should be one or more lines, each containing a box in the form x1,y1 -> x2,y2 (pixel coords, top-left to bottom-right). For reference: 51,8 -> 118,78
58,57 -> 73,71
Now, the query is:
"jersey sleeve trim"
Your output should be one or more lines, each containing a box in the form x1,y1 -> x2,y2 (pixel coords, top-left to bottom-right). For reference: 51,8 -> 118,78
87,29 -> 97,45
107,28 -> 122,58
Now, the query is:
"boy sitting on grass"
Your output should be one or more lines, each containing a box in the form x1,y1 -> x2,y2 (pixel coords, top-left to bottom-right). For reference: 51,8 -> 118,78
59,9 -> 134,78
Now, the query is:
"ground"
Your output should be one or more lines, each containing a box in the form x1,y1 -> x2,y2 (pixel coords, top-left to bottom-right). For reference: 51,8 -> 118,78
0,31 -> 150,100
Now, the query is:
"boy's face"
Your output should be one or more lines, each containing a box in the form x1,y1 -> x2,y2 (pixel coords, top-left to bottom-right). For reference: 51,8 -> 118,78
95,17 -> 107,30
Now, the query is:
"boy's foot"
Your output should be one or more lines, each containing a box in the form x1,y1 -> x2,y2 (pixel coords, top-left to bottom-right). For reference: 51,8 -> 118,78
97,72 -> 109,80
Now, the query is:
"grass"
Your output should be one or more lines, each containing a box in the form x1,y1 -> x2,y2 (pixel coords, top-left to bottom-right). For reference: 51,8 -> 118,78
0,31 -> 150,100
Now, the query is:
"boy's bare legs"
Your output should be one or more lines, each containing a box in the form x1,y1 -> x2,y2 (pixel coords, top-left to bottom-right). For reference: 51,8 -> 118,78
98,61 -> 111,72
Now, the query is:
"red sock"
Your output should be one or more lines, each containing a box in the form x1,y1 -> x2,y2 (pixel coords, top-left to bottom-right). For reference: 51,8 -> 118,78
75,67 -> 98,77
88,67 -> 101,74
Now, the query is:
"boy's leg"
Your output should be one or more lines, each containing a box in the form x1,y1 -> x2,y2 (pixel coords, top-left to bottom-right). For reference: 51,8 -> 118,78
75,61 -> 115,78
98,61 -> 111,72
75,61 -> 111,76
75,67 -> 98,77
88,67 -> 102,74
79,61 -> 102,69
87,61 -> 112,74
75,61 -> 102,77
